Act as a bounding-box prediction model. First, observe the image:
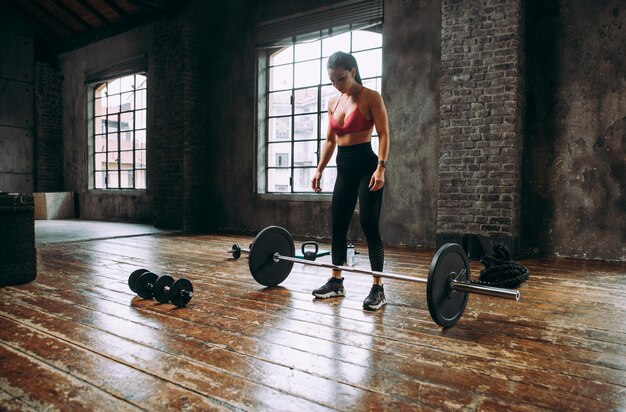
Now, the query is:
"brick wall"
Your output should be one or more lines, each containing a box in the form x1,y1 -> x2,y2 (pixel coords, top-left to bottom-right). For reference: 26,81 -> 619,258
438,0 -> 524,249
34,62 -> 63,192
151,16 -> 185,229
151,1 -> 215,231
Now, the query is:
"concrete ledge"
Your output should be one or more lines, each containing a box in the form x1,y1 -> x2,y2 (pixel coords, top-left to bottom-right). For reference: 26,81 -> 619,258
34,192 -> 75,220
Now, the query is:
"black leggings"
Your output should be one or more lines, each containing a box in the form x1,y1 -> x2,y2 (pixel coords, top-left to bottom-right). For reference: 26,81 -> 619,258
332,142 -> 384,272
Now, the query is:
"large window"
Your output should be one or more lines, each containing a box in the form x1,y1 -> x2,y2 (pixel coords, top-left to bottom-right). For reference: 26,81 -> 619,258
91,74 -> 147,189
263,29 -> 382,194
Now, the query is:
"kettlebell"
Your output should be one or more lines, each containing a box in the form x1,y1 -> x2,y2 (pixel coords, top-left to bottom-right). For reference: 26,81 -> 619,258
301,241 -> 319,261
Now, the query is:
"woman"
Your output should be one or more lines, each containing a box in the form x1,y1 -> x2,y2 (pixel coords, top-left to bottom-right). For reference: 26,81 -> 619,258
311,51 -> 390,310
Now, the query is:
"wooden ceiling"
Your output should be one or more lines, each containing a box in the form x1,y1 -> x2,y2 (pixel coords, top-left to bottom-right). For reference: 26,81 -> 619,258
7,0 -> 174,52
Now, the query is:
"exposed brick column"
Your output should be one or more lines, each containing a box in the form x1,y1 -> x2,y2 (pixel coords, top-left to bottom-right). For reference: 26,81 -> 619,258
34,62 -> 64,192
438,0 -> 524,255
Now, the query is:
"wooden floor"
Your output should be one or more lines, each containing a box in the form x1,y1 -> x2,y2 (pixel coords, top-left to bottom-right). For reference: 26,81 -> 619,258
0,232 -> 624,411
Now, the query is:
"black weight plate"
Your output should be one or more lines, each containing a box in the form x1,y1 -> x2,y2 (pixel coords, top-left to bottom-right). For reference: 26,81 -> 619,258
231,244 -> 241,259
249,226 -> 295,287
170,278 -> 193,307
153,275 -> 175,303
427,243 -> 470,328
128,268 -> 150,293
135,272 -> 158,299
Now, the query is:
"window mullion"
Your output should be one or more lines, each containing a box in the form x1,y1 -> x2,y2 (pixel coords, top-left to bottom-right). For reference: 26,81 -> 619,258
290,43 -> 295,193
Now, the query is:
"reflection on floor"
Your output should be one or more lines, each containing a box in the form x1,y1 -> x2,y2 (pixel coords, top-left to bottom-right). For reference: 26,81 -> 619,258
35,219 -> 175,245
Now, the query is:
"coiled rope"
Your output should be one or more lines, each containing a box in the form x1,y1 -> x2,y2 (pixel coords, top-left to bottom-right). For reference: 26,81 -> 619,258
469,244 -> 529,288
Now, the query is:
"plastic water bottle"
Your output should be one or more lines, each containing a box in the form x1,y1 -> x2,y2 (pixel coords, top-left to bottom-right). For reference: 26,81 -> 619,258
347,244 -> 355,267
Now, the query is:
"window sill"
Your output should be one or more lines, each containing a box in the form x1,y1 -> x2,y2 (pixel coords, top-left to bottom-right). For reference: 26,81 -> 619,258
256,192 -> 332,202
88,189 -> 146,196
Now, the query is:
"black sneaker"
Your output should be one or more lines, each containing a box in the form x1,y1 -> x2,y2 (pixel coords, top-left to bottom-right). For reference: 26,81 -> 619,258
312,277 -> 345,298
363,285 -> 386,310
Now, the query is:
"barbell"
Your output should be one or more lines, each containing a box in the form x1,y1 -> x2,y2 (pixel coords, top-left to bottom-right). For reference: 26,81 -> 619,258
228,226 -> 520,328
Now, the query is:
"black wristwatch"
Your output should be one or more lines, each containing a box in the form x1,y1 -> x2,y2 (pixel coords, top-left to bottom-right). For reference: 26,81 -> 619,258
378,160 -> 387,168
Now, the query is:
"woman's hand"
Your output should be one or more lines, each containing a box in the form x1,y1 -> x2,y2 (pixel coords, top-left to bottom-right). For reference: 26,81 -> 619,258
311,170 -> 323,192
369,166 -> 385,191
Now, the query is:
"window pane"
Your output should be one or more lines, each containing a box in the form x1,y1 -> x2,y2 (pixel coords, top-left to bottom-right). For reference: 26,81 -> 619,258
135,130 -> 146,149
354,49 -> 382,79
294,88 -> 317,114
135,150 -> 146,168
120,170 -> 134,188
95,171 -> 106,189
268,91 -> 291,116
120,130 -> 133,147
121,92 -> 134,111
136,110 -> 146,129
95,153 -> 107,170
363,77 -> 382,93
293,141 -> 317,166
321,85 -> 337,111
352,30 -> 382,51
107,114 -> 119,133
95,97 -> 107,116
107,93 -> 121,113
120,151 -> 134,167
107,152 -> 119,164
136,75 -> 147,89
120,112 -> 133,132
95,116 -> 106,134
108,79 -> 121,95
294,114 -> 317,140
95,83 -> 106,99
135,169 -> 146,189
136,89 -> 147,109
293,167 -> 315,192
267,142 -> 291,167
268,117 -> 291,142
268,169 -> 291,192
269,65 -> 293,91
107,171 -> 119,188
294,60 -> 320,88
271,46 -> 293,65
95,134 -> 106,152
107,133 -> 118,151
322,32 -> 350,57
295,40 -> 320,61
320,167 -> 337,192
120,76 -> 134,93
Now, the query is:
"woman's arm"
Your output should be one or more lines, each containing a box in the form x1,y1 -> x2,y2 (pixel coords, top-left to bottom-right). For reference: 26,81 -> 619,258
368,91 -> 389,191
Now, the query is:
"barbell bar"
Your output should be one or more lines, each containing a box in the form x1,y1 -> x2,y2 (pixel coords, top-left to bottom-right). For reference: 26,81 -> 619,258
228,226 -> 521,327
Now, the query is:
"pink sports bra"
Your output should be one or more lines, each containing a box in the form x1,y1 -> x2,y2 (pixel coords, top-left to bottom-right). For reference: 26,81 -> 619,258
329,89 -> 374,137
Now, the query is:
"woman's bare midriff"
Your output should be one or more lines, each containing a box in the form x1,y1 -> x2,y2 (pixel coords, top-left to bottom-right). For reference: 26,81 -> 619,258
335,129 -> 373,146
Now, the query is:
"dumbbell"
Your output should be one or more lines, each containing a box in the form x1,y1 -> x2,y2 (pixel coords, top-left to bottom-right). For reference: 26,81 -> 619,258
128,268 -> 194,307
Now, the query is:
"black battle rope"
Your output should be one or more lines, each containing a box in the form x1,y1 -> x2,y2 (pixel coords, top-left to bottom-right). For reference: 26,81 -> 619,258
469,244 -> 529,289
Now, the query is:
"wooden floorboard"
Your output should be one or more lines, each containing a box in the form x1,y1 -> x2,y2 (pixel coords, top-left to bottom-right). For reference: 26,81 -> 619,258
1,232 -> 625,411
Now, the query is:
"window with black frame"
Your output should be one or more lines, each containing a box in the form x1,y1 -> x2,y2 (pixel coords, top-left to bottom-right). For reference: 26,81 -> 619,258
255,0 -> 383,195
91,74 -> 147,190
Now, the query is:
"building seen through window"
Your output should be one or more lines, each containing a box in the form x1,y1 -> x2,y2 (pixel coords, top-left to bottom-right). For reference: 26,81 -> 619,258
92,74 -> 147,190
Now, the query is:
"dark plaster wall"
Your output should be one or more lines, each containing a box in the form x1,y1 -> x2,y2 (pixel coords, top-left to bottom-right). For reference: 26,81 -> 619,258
525,0 -> 625,260
57,26 -> 154,222
0,1 -> 34,194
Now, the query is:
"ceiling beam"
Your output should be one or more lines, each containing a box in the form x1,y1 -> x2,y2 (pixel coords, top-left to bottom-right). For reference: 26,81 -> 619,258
101,0 -> 129,19
49,0 -> 94,31
29,0 -> 77,36
75,0 -> 112,25
122,0 -> 169,14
